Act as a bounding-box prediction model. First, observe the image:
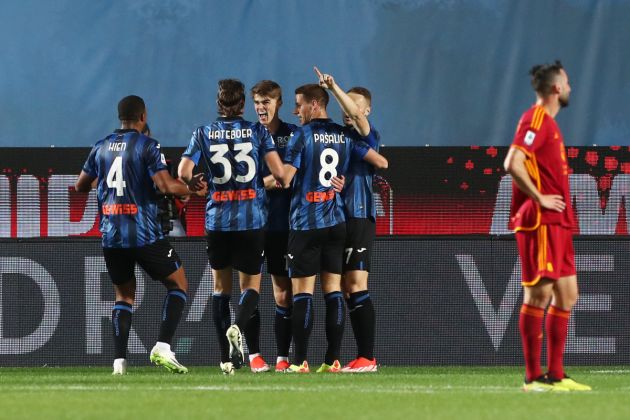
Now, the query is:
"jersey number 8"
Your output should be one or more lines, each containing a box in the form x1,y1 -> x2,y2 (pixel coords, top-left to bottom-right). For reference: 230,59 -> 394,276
319,148 -> 339,187
209,143 -> 256,185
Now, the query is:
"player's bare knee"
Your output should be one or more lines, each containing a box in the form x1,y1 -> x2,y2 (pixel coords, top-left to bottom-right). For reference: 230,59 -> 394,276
523,285 -> 553,308
164,268 -> 188,292
552,292 -> 578,311
114,280 -> 136,304
342,278 -> 368,294
274,291 -> 291,307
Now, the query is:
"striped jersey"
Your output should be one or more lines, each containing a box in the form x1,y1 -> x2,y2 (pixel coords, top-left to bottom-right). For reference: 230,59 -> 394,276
82,129 -> 167,248
283,118 -> 370,231
182,117 -> 276,231
509,105 -> 574,231
263,120 -> 298,232
342,122 -> 381,220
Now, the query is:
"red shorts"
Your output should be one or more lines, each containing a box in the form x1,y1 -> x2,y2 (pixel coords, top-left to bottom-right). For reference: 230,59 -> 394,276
515,224 -> 576,286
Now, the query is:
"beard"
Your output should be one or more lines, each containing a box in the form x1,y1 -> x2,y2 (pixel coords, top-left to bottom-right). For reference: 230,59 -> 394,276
559,95 -> 570,108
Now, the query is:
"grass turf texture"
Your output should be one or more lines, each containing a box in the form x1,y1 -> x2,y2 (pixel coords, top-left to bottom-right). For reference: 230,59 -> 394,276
0,366 -> 628,419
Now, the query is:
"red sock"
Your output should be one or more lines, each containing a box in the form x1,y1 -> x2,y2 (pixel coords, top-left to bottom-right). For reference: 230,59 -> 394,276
546,305 -> 570,380
519,304 -> 545,382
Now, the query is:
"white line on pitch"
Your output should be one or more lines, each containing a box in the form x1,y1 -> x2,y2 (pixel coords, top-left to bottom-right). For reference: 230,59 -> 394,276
589,370 -> 630,374
1,384 -> 520,394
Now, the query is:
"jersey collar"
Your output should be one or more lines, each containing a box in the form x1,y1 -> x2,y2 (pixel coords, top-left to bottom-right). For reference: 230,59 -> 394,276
217,116 -> 244,121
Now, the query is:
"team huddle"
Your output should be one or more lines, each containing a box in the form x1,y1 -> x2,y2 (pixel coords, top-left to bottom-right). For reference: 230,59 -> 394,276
75,68 -> 386,375
75,61 -> 593,390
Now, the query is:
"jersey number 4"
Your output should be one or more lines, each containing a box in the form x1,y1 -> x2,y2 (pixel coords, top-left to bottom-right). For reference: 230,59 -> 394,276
209,143 -> 255,185
106,156 -> 126,196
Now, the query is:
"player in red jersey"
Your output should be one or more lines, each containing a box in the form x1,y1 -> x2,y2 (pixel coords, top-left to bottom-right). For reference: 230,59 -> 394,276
504,61 -> 590,392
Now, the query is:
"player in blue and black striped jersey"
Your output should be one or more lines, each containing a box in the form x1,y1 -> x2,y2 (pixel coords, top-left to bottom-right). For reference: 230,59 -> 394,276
317,68 -> 382,372
76,95 -> 207,375
278,84 -> 388,373
178,79 -> 285,375
250,80 -> 299,372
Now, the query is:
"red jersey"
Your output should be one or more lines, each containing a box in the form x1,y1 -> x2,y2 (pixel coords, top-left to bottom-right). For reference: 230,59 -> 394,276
509,105 -> 574,231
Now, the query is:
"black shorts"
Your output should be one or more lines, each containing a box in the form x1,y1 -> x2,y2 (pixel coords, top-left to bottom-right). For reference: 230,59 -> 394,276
265,230 -> 289,277
287,223 -> 346,278
206,229 -> 265,275
103,239 -> 182,285
343,218 -> 376,272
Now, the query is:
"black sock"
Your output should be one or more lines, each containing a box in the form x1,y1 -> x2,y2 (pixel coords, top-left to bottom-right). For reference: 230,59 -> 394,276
292,293 -> 313,365
244,308 -> 261,355
324,292 -> 345,365
275,305 -> 292,358
235,289 -> 259,331
348,291 -> 375,360
212,293 -> 231,363
158,289 -> 187,344
112,301 -> 133,359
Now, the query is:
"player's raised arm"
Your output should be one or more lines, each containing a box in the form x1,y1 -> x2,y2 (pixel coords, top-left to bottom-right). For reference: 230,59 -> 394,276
314,66 -> 371,137
503,147 -> 564,212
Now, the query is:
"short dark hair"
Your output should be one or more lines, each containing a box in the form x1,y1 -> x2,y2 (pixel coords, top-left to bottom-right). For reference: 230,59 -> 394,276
217,79 -> 245,117
529,60 -> 564,95
251,80 -> 282,102
347,86 -> 372,106
295,84 -> 329,107
118,95 -> 145,121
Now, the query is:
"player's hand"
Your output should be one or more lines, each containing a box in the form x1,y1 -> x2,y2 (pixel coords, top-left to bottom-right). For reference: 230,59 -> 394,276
193,179 -> 208,197
263,175 -> 279,190
314,66 -> 336,90
186,173 -> 206,192
538,194 -> 565,212
331,175 -> 345,193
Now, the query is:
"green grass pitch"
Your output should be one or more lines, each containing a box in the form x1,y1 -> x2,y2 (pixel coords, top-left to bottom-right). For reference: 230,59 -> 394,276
0,366 -> 628,419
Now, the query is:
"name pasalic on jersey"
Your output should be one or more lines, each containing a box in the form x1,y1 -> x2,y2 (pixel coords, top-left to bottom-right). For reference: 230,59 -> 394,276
208,128 -> 253,140
314,133 -> 345,144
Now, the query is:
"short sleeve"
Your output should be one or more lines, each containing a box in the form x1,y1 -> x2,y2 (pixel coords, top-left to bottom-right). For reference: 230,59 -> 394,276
144,139 -> 168,177
283,130 -> 304,169
182,128 -> 203,165
351,139 -> 370,161
258,124 -> 277,154
82,142 -> 100,177
512,108 -> 548,154
361,122 -> 380,149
